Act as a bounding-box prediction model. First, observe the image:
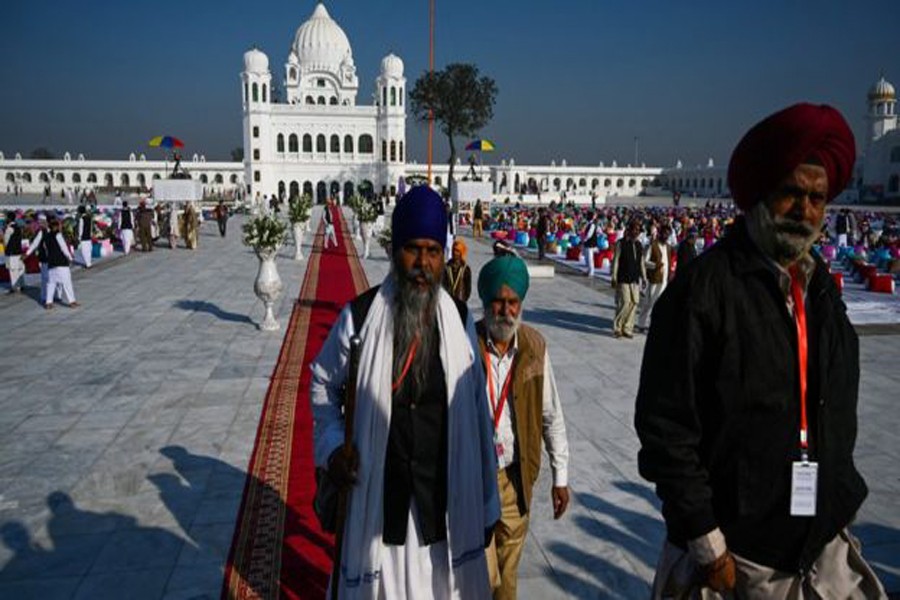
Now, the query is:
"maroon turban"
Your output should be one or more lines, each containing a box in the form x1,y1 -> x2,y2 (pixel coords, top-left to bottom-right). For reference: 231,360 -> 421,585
727,103 -> 856,211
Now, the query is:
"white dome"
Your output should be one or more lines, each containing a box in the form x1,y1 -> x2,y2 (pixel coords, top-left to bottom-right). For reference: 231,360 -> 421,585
244,48 -> 269,74
293,3 -> 353,71
381,53 -> 404,79
869,75 -> 896,101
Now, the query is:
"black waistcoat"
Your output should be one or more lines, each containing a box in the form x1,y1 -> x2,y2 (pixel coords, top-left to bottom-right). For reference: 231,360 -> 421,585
382,325 -> 449,546
46,233 -> 69,267
5,225 -> 22,256
121,210 -> 133,229
80,215 -> 92,241
616,239 -> 643,283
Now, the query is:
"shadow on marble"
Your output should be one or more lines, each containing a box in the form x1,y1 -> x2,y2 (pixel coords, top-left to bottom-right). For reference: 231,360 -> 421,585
526,307 -> 614,334
174,299 -> 255,326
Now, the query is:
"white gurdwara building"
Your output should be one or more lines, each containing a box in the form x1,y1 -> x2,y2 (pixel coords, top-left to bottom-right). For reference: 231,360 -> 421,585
242,3 -> 406,203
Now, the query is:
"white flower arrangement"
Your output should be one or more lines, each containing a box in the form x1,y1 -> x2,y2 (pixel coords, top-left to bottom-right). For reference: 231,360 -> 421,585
350,195 -> 378,224
242,214 -> 288,252
288,194 -> 313,224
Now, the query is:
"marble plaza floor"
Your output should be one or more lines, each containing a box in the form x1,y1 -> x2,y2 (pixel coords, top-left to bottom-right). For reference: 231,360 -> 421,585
0,209 -> 898,599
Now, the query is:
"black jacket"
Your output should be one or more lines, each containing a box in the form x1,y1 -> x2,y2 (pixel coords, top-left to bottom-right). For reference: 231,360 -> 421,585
635,218 -> 866,573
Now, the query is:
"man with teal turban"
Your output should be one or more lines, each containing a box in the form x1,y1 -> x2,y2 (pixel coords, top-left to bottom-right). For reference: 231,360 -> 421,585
475,255 -> 570,600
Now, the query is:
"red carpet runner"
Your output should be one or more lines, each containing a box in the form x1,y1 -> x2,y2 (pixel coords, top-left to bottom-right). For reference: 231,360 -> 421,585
223,207 -> 370,599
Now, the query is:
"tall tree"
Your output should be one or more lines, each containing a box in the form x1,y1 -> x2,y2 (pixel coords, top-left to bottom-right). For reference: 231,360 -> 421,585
231,147 -> 244,162
409,63 -> 497,194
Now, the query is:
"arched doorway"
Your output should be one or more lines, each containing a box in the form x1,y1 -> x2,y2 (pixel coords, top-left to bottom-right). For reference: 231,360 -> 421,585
359,180 -> 374,200
330,181 -> 341,203
278,181 -> 286,199
303,181 -> 313,199
316,181 -> 327,204
343,181 -> 355,201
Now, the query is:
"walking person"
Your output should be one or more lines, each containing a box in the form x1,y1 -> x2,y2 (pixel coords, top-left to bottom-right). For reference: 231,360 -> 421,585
475,255 -> 570,600
137,200 -> 154,252
3,212 -> 26,293
610,219 -> 646,338
118,201 -> 135,255
636,225 -> 670,333
675,228 -> 699,275
442,239 -> 472,303
636,103 -> 886,599
182,203 -> 199,250
322,198 -> 338,249
42,218 -> 78,309
535,208 -> 548,261
24,214 -> 52,304
75,205 -> 93,268
582,212 -> 598,277
215,199 -> 229,237
473,198 -> 484,238
310,186 -> 499,599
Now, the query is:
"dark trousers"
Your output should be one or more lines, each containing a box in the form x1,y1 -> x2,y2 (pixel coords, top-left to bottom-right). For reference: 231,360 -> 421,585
537,236 -> 546,260
138,224 -> 153,251
218,219 -> 227,237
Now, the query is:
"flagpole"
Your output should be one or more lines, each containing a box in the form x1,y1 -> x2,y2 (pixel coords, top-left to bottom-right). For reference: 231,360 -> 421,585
427,0 -> 435,185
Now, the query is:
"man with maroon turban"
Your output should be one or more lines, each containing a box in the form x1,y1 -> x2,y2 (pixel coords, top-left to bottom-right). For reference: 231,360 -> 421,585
636,104 -> 886,598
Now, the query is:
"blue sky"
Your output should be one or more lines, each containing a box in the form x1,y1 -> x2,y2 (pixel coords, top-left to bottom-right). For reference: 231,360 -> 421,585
1,0 -> 898,167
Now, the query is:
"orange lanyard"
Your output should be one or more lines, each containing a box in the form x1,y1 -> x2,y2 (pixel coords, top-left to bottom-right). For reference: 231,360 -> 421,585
789,269 -> 809,459
484,350 -> 515,430
392,338 -> 419,393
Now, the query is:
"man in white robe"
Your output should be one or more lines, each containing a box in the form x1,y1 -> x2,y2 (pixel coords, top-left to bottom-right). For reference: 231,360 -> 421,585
311,186 -> 500,600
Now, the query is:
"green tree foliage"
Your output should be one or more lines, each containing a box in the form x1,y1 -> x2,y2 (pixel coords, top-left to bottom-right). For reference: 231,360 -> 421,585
409,63 -> 497,194
231,147 -> 245,162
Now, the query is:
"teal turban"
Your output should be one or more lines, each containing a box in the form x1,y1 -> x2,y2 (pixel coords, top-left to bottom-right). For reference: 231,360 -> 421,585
477,255 -> 530,306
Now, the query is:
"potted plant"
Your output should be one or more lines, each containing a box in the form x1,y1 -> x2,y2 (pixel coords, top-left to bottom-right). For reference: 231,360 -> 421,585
377,226 -> 393,258
352,197 -> 378,259
287,193 -> 313,260
242,214 -> 288,331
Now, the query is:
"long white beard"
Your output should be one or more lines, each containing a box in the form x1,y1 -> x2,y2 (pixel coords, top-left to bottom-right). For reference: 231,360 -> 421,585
746,202 -> 820,265
391,266 -> 440,393
485,310 -> 522,344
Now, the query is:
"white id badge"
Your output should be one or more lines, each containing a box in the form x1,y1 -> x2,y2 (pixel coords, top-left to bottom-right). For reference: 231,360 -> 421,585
790,461 -> 818,516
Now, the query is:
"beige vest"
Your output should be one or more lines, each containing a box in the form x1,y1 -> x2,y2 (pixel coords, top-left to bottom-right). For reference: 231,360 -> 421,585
476,321 -> 546,513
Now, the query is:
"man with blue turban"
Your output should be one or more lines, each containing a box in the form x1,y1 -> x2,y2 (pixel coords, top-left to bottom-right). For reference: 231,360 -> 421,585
475,255 -> 570,600
311,185 -> 500,599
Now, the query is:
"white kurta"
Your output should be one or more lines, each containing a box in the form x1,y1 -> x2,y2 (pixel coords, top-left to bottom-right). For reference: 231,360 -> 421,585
310,277 -> 500,599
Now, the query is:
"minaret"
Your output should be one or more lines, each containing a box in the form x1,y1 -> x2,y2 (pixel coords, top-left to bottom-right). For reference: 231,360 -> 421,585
241,47 -> 272,201
375,53 -> 406,197
867,74 -> 897,151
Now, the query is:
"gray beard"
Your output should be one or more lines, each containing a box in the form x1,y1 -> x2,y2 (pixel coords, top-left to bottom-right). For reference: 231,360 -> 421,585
485,310 -> 521,344
391,266 -> 440,394
746,202 -> 820,266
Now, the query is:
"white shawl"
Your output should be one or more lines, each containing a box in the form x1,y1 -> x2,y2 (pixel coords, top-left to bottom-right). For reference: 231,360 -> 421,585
310,276 -> 500,599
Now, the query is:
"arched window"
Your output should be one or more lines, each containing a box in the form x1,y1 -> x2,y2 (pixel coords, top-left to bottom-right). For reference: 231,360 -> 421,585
891,146 -> 900,163
330,134 -> 340,153
553,178 -> 561,191
39,172 -> 49,183
566,178 -> 575,190
359,134 -> 373,154
56,173 -> 65,183
277,134 -> 285,153
435,176 -> 443,186
382,87 -> 387,107
330,96 -> 338,105
87,173 -> 97,183
72,173 -> 81,183
262,84 -> 267,103
316,134 -> 326,153
137,174 -> 145,186
628,179 -> 636,188
317,96 -> 325,105
230,174 -> 239,184
604,178 -> 611,187
399,141 -> 404,162
306,96 -> 315,105
382,140 -> 388,162
591,178 -> 599,189
288,134 -> 298,153
344,134 -> 354,154
399,88 -> 403,106
390,87 -> 397,106
214,174 -> 224,184
199,174 -> 208,184
121,173 -> 130,186
303,134 -> 312,152
616,178 -> 624,188
889,174 -> 900,193
390,141 -> 397,162
244,83 -> 248,103
289,67 -> 297,81
22,173 -> 32,183
252,83 -> 259,102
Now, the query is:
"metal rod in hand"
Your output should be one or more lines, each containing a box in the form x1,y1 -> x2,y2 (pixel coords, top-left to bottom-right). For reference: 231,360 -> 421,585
331,335 -> 362,600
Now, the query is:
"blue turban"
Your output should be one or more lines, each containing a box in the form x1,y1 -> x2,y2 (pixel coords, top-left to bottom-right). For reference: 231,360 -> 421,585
391,186 -> 448,250
478,255 -> 530,306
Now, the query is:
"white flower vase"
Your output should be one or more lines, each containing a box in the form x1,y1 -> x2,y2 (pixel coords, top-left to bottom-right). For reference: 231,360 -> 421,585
292,222 -> 305,260
353,214 -> 361,241
254,248 -> 284,331
361,222 -> 372,259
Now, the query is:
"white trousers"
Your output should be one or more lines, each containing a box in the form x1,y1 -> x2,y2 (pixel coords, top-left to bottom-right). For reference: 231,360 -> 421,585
45,266 -> 75,305
837,233 -> 848,248
121,229 -> 134,255
6,255 -> 25,290
638,281 -> 667,330
378,502 -> 451,600
78,240 -> 92,267
324,224 -> 337,248
584,247 -> 597,277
